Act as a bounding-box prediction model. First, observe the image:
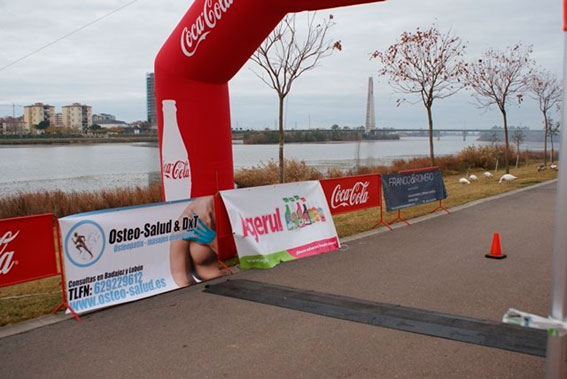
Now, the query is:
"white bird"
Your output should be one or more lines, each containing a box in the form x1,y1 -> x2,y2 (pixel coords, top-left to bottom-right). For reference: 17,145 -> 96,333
550,164 -> 558,170
499,174 -> 518,183
469,174 -> 478,181
483,171 -> 493,179
459,178 -> 471,184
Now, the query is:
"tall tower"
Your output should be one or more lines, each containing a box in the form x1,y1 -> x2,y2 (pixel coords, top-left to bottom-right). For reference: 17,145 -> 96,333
146,73 -> 156,126
365,76 -> 376,133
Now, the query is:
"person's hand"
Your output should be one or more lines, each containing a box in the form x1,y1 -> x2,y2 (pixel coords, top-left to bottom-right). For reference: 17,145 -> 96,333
179,196 -> 214,228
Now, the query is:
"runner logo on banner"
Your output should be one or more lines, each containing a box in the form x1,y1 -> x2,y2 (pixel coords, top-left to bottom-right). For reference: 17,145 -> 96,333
220,181 -> 340,269
59,196 -> 227,314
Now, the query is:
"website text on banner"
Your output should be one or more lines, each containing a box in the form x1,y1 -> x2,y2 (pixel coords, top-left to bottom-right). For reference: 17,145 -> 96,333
59,197 -> 227,314
220,181 -> 340,269
320,174 -> 381,215
0,214 -> 58,287
155,0 -> 384,201
381,168 -> 448,212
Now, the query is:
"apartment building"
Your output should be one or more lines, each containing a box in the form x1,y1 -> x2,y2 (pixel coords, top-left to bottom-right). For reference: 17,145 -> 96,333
62,103 -> 92,130
93,113 -> 116,123
55,113 -> 64,128
23,103 -> 55,130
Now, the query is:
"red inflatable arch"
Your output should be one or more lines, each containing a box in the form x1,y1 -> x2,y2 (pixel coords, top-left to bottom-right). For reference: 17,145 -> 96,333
155,0 -> 383,201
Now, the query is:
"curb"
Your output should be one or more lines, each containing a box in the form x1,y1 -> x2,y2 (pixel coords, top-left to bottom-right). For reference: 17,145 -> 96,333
0,313 -> 74,339
341,179 -> 557,244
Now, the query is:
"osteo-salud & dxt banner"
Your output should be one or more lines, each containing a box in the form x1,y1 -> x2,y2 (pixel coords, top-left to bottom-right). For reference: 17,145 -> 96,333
155,0 -> 384,201
59,197 -> 225,313
220,181 -> 340,269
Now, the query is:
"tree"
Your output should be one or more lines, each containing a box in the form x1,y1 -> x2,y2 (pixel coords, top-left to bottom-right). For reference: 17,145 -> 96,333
527,70 -> 562,167
464,44 -> 534,174
511,127 -> 526,168
251,13 -> 340,183
372,25 -> 467,166
511,128 -> 526,152
35,120 -> 50,130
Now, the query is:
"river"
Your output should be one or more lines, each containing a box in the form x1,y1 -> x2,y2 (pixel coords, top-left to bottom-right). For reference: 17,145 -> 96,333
0,136 -> 547,195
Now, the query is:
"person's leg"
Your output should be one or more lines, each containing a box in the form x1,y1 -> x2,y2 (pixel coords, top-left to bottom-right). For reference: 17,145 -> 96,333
169,239 -> 195,287
190,242 -> 226,280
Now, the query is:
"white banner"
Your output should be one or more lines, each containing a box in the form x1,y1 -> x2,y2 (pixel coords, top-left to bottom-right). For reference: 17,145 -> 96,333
60,196 -> 226,313
220,181 -> 340,269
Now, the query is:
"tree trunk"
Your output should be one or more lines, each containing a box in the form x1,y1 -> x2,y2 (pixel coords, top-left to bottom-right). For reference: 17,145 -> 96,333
426,105 -> 435,166
278,95 -> 285,183
551,132 -> 555,164
502,108 -> 510,174
543,113 -> 549,167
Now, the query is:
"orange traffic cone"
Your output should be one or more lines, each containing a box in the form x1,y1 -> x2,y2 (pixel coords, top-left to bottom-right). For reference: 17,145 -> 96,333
485,232 -> 507,259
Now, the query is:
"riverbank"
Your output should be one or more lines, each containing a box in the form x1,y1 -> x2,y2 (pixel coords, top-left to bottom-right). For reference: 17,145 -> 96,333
0,135 -> 158,145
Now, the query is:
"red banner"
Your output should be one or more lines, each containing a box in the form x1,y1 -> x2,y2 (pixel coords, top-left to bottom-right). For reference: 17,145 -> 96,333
214,194 -> 237,261
320,174 -> 381,215
0,214 -> 58,287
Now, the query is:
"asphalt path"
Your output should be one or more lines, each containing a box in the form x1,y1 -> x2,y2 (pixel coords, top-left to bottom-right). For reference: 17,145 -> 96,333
0,181 -> 557,378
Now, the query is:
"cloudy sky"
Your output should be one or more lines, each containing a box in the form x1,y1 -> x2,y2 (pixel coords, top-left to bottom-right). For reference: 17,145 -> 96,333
0,0 -> 563,130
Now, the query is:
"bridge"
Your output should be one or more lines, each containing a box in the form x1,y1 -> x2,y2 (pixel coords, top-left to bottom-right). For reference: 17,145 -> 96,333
368,128 -> 542,141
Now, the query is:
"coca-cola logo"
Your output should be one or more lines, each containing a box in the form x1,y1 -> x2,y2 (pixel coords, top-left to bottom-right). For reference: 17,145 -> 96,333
331,181 -> 370,209
180,0 -> 235,57
0,230 -> 19,275
163,160 -> 191,180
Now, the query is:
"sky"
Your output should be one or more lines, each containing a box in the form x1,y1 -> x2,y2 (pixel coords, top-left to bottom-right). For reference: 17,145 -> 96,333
0,0 -> 564,130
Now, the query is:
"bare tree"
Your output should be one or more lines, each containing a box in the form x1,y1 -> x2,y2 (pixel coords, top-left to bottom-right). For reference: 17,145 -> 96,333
372,25 -> 467,166
250,13 -> 340,183
464,44 -> 534,174
511,127 -> 526,168
527,70 -> 562,167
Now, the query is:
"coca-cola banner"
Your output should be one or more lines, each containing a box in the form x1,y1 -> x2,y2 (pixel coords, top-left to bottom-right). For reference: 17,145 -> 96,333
381,168 -> 448,212
0,214 -> 58,287
220,181 -> 340,269
320,174 -> 381,215
59,197 -> 227,314
155,0 -> 383,201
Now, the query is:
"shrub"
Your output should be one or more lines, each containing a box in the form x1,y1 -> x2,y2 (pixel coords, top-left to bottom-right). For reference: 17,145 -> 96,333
234,159 -> 323,188
0,183 -> 162,219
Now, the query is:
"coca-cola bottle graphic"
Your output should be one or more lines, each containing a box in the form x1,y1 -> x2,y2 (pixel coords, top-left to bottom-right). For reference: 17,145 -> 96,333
161,100 -> 192,201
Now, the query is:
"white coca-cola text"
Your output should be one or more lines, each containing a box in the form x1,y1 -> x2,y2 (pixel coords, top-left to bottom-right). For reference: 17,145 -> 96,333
0,230 -> 19,275
163,160 -> 190,180
180,0 -> 235,57
331,182 -> 370,209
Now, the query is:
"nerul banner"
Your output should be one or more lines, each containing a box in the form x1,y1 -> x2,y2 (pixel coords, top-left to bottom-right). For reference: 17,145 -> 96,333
220,181 -> 340,269
382,168 -> 448,212
59,196 -> 226,314
0,214 -> 58,287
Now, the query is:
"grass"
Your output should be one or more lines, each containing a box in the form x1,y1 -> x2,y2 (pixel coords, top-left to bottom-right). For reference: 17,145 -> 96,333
0,277 -> 62,326
0,154 -> 557,326
333,164 -> 557,237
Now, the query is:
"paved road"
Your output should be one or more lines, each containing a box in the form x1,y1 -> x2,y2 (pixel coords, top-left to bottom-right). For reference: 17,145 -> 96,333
0,182 -> 557,378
